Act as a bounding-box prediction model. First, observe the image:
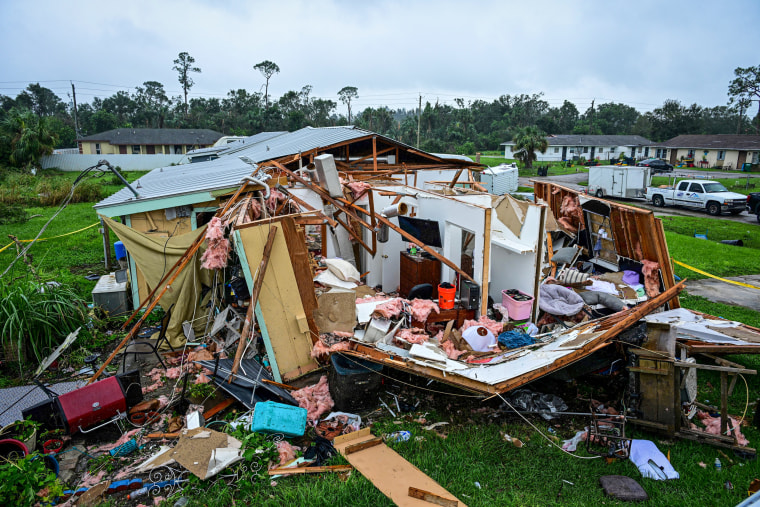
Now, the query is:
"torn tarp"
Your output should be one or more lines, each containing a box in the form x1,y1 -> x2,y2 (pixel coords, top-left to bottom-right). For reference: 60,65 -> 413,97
502,389 -> 568,420
196,358 -> 298,409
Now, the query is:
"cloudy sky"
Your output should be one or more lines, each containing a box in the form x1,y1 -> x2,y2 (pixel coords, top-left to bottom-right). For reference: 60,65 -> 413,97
1,0 -> 758,116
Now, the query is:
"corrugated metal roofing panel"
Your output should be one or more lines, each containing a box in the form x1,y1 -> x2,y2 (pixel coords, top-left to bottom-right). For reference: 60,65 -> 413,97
94,127 -> 370,211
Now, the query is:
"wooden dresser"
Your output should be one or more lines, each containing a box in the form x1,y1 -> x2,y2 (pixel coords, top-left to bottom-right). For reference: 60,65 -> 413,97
399,251 -> 441,299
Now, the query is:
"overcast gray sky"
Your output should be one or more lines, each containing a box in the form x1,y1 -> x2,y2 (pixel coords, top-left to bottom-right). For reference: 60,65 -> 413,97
1,0 -> 758,116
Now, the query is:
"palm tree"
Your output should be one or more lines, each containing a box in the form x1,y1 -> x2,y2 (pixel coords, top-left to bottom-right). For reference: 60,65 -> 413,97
0,108 -> 58,171
511,126 -> 548,169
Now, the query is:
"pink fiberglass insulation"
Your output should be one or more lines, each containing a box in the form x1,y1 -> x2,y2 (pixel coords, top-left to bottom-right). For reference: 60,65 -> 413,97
194,373 -> 212,384
356,295 -> 390,304
693,411 -> 749,446
373,298 -> 404,319
461,316 -> 503,337
273,440 -> 301,467
266,188 -> 287,214
641,259 -> 661,297
395,328 -> 429,344
558,195 -> 583,233
441,339 -> 466,360
310,339 -> 351,359
410,299 -> 440,322
249,199 -> 262,221
200,217 -> 231,270
347,181 -> 372,199
293,375 -> 334,421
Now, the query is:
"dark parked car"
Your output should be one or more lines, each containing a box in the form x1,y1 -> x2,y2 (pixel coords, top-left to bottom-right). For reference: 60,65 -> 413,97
748,192 -> 760,223
636,158 -> 673,173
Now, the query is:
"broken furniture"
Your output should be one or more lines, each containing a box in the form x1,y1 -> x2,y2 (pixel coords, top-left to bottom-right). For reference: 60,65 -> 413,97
22,371 -> 142,434
411,305 -> 477,331
122,303 -> 175,372
334,427 -> 466,507
400,251 -> 441,299
628,319 -> 757,454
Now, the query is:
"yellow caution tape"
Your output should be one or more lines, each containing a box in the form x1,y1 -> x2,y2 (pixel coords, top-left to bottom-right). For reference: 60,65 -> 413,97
0,222 -> 100,254
672,259 -> 760,290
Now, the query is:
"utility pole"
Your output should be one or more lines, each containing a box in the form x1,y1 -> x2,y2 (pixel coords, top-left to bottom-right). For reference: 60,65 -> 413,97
71,82 -> 80,136
589,98 -> 594,135
416,94 -> 422,149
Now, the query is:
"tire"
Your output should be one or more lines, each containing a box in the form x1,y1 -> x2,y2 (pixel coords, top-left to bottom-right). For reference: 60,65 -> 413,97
652,195 -> 665,207
706,201 -> 721,216
595,189 -> 604,198
756,212 -> 760,224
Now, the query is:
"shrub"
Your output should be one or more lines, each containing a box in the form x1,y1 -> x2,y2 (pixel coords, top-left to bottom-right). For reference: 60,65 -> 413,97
0,454 -> 63,505
0,280 -> 88,364
0,202 -> 29,224
34,178 -> 103,205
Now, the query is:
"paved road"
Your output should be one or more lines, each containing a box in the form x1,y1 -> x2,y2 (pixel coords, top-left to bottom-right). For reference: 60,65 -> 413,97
521,172 -> 760,225
684,275 -> 760,312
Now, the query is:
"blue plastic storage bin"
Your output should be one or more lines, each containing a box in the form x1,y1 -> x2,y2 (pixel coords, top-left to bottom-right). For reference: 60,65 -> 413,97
251,401 -> 307,437
114,241 -> 127,260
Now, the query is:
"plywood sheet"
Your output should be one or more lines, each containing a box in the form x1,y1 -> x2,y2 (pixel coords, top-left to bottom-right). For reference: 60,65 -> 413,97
334,428 -> 467,507
236,225 -> 317,380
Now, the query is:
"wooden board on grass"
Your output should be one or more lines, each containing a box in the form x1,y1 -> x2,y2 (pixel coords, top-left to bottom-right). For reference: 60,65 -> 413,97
334,428 -> 466,507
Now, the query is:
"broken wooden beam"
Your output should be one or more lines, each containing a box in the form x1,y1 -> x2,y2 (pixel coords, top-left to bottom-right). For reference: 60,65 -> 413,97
409,487 -> 459,507
268,465 -> 353,475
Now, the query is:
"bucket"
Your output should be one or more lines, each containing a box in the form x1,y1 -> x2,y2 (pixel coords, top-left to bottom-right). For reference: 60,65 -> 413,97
114,241 -> 127,260
502,289 -> 534,321
438,284 -> 456,310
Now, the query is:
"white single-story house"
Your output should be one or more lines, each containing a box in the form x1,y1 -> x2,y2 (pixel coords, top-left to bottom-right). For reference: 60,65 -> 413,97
654,134 -> 760,170
501,135 -> 655,162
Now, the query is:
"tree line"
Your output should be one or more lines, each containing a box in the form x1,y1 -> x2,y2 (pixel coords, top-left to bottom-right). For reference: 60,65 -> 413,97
1,53 -> 759,171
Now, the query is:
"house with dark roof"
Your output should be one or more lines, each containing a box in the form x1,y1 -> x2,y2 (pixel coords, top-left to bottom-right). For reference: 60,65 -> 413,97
77,128 -> 224,156
654,135 -> 760,170
501,134 -> 654,162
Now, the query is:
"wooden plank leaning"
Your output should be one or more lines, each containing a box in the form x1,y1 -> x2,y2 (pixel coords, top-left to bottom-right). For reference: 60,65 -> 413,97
229,226 -> 278,379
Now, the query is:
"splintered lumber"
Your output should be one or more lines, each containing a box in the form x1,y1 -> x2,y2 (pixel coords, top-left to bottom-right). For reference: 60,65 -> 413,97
230,227 -> 277,378
268,465 -> 354,475
344,436 -> 383,455
204,398 -> 236,419
409,487 -> 458,507
334,428 -> 467,507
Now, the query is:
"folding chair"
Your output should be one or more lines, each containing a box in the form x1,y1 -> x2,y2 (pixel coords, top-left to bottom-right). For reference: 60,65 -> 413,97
122,304 -> 175,371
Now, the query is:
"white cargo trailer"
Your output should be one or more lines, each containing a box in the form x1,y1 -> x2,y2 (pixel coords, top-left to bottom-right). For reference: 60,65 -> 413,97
587,165 -> 650,199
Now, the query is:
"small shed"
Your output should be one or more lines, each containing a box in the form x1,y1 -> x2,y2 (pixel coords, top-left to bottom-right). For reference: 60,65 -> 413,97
480,163 -> 519,195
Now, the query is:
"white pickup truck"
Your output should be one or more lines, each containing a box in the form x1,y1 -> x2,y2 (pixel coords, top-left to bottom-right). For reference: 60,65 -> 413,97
645,179 -> 747,216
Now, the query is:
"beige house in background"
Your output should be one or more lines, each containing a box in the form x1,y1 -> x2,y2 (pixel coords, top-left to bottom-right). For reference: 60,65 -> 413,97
77,128 -> 223,156
655,134 -> 760,170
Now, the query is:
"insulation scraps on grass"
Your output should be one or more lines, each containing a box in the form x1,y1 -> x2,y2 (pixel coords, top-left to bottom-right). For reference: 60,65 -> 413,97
292,375 -> 334,420
693,410 -> 749,446
461,315 -> 504,337
641,259 -> 661,297
274,440 -> 301,467
396,328 -> 430,344
200,217 -> 231,270
410,299 -> 440,322
373,298 -> 404,319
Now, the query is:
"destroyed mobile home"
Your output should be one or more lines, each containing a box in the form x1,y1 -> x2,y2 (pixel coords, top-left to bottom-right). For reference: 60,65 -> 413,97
5,126 -> 760,504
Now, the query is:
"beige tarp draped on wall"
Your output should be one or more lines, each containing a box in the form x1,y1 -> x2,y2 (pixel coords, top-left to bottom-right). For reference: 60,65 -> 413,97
101,216 -> 212,348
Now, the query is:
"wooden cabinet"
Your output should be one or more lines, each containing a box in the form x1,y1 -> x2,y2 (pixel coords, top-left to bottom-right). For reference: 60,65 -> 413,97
399,252 -> 441,299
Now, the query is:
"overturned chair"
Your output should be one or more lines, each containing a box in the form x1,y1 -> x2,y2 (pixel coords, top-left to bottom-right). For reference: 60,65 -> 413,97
121,304 -> 175,372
